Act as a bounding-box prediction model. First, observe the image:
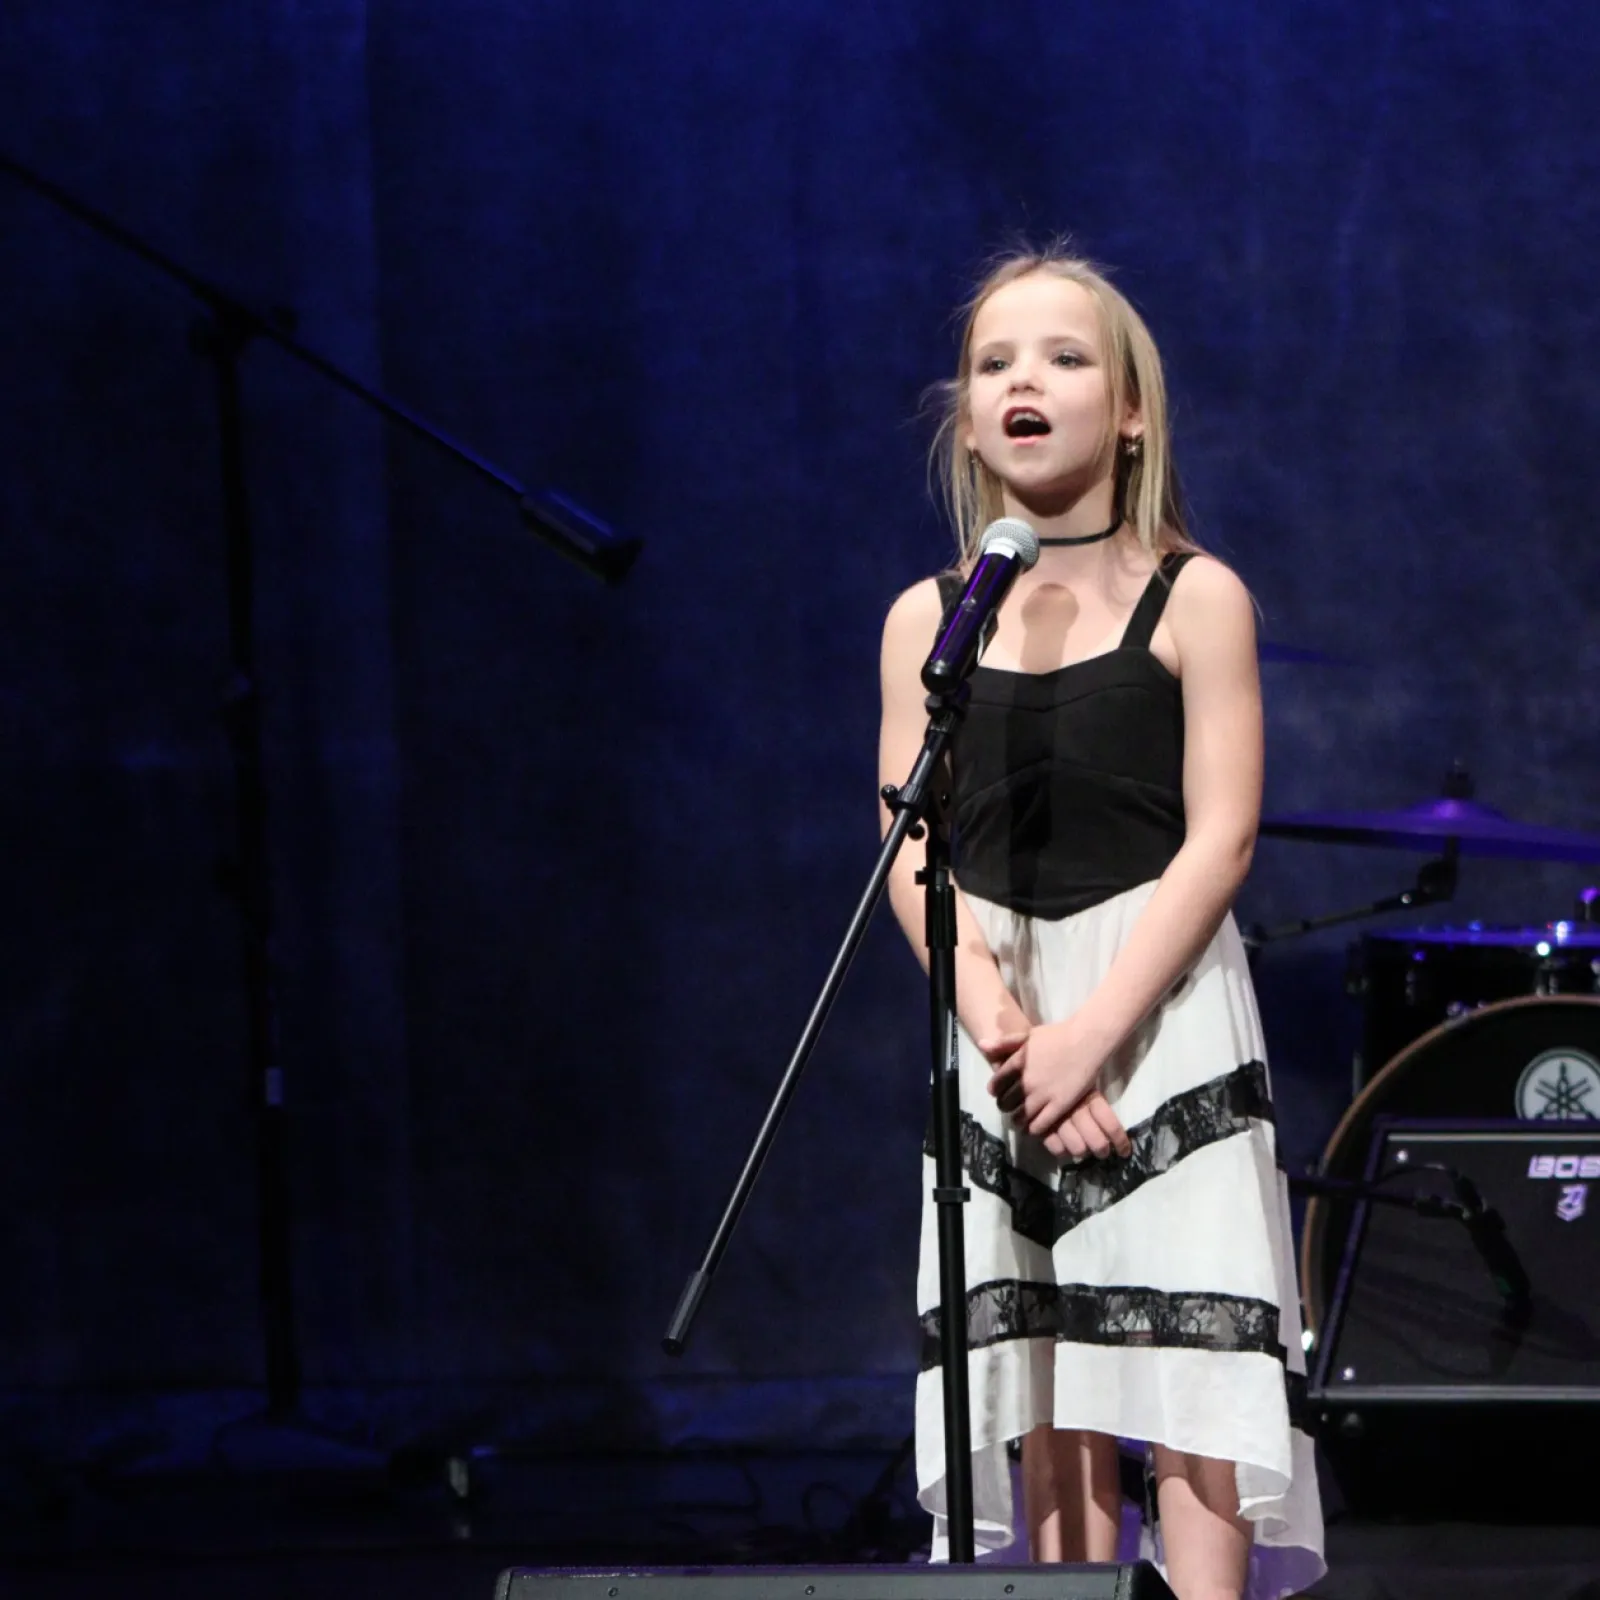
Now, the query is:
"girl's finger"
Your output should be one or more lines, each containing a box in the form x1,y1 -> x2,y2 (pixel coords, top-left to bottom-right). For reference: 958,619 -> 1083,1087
1084,1092 -> 1133,1158
977,1031 -> 1029,1063
1055,1120 -> 1088,1160
987,1063 -> 1022,1103
1072,1105 -> 1111,1159
1028,1101 -> 1066,1139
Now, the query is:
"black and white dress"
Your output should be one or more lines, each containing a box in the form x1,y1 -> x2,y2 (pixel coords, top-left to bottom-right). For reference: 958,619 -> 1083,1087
915,555 -> 1324,1599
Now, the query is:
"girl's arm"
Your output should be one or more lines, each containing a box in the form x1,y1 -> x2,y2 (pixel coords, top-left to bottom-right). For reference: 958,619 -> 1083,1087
1013,556 -> 1264,1147
878,578 -> 1031,1048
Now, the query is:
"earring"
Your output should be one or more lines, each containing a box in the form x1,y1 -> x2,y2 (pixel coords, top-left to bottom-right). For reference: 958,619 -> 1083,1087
1121,435 -> 1144,459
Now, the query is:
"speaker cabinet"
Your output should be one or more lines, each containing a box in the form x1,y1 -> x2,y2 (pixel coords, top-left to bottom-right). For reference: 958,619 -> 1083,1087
1310,1119 -> 1600,1517
497,1566 -> 1174,1600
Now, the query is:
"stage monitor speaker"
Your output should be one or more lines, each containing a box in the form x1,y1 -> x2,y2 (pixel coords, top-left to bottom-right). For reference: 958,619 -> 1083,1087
496,1565 -> 1174,1600
1310,1118 -> 1600,1518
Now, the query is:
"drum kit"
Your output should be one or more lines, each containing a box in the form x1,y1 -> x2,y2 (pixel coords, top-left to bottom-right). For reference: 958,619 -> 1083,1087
1254,767 -> 1600,1333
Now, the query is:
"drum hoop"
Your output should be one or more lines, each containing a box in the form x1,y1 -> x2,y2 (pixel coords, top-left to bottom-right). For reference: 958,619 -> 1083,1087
1300,992 -> 1600,1334
1362,928 -> 1600,948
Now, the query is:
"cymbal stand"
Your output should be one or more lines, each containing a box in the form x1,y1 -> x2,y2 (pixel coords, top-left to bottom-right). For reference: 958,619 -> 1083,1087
1243,847 -> 1458,953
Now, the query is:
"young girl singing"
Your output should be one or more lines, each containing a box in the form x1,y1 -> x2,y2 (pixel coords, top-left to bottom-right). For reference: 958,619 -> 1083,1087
877,248 -> 1324,1600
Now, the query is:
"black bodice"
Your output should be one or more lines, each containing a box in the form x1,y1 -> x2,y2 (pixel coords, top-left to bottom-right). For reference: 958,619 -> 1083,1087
939,553 -> 1193,919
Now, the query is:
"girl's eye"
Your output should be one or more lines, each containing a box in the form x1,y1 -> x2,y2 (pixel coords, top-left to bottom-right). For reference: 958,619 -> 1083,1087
1053,350 -> 1085,368
976,356 -> 1008,374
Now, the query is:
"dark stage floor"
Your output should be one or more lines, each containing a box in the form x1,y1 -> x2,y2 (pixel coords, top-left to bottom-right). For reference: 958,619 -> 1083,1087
4,1443 -> 1598,1600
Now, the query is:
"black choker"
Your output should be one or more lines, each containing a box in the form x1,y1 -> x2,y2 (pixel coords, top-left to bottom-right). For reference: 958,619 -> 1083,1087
1037,516 -> 1122,547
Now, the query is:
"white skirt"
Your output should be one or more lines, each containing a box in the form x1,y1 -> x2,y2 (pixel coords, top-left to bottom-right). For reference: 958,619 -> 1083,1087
914,881 -> 1325,1600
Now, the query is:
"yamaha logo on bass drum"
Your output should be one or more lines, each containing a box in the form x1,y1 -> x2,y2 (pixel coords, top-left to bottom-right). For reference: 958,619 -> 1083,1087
1514,1048 -> 1600,1120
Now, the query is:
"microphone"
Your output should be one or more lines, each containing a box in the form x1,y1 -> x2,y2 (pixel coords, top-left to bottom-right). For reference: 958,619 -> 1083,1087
921,518 -> 1040,694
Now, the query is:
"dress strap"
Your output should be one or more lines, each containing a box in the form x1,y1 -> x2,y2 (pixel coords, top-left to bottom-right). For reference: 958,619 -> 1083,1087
1119,551 -> 1198,651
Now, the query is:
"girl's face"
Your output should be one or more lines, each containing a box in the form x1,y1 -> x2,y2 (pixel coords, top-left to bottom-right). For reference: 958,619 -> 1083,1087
962,272 -> 1133,513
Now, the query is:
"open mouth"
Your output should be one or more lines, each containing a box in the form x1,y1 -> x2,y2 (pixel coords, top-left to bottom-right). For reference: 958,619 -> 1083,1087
1003,407 -> 1051,439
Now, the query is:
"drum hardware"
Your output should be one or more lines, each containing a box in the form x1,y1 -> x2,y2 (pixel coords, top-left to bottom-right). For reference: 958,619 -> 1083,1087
1249,764 -> 1600,956
1242,849 -> 1456,955
1257,764 -> 1600,1400
1256,758 -> 1600,1098
1353,918 -> 1600,1090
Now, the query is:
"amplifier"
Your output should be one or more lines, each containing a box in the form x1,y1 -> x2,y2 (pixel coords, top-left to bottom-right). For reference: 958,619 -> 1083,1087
1310,1119 -> 1600,1517
497,1567 -> 1174,1600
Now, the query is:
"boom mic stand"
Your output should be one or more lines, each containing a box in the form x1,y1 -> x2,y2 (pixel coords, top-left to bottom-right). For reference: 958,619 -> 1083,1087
664,681 -> 981,1563
3,150 -> 640,1424
1289,1167 -> 1531,1324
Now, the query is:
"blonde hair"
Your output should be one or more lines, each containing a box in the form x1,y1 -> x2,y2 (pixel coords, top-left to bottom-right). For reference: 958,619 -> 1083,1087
929,244 -> 1197,567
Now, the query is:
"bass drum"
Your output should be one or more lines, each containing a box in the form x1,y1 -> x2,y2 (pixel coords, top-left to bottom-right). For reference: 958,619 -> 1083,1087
1301,995 -> 1600,1335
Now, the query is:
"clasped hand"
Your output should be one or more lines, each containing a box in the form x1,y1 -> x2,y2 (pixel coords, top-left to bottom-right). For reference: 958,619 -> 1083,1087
980,1019 -> 1132,1162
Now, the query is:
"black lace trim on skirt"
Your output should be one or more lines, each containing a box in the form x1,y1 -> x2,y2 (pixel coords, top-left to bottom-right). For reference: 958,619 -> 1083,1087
948,1113 -> 1058,1245
919,1280 -> 1313,1435
919,1278 -> 1285,1371
926,1059 -> 1275,1249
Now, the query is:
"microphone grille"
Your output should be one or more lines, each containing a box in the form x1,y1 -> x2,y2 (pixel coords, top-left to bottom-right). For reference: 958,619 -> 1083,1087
979,517 -> 1040,568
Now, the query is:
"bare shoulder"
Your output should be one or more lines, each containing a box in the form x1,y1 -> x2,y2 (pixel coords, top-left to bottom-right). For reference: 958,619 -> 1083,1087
881,575 -> 946,660
1168,553 -> 1257,647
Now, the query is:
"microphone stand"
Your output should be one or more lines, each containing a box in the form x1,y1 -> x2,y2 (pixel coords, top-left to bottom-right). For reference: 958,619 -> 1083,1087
663,682 -> 980,1563
3,150 -> 641,1424
1290,1167 -> 1531,1324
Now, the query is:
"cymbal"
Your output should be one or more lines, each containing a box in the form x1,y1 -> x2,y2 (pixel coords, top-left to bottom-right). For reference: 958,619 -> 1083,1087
1259,796 -> 1600,862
